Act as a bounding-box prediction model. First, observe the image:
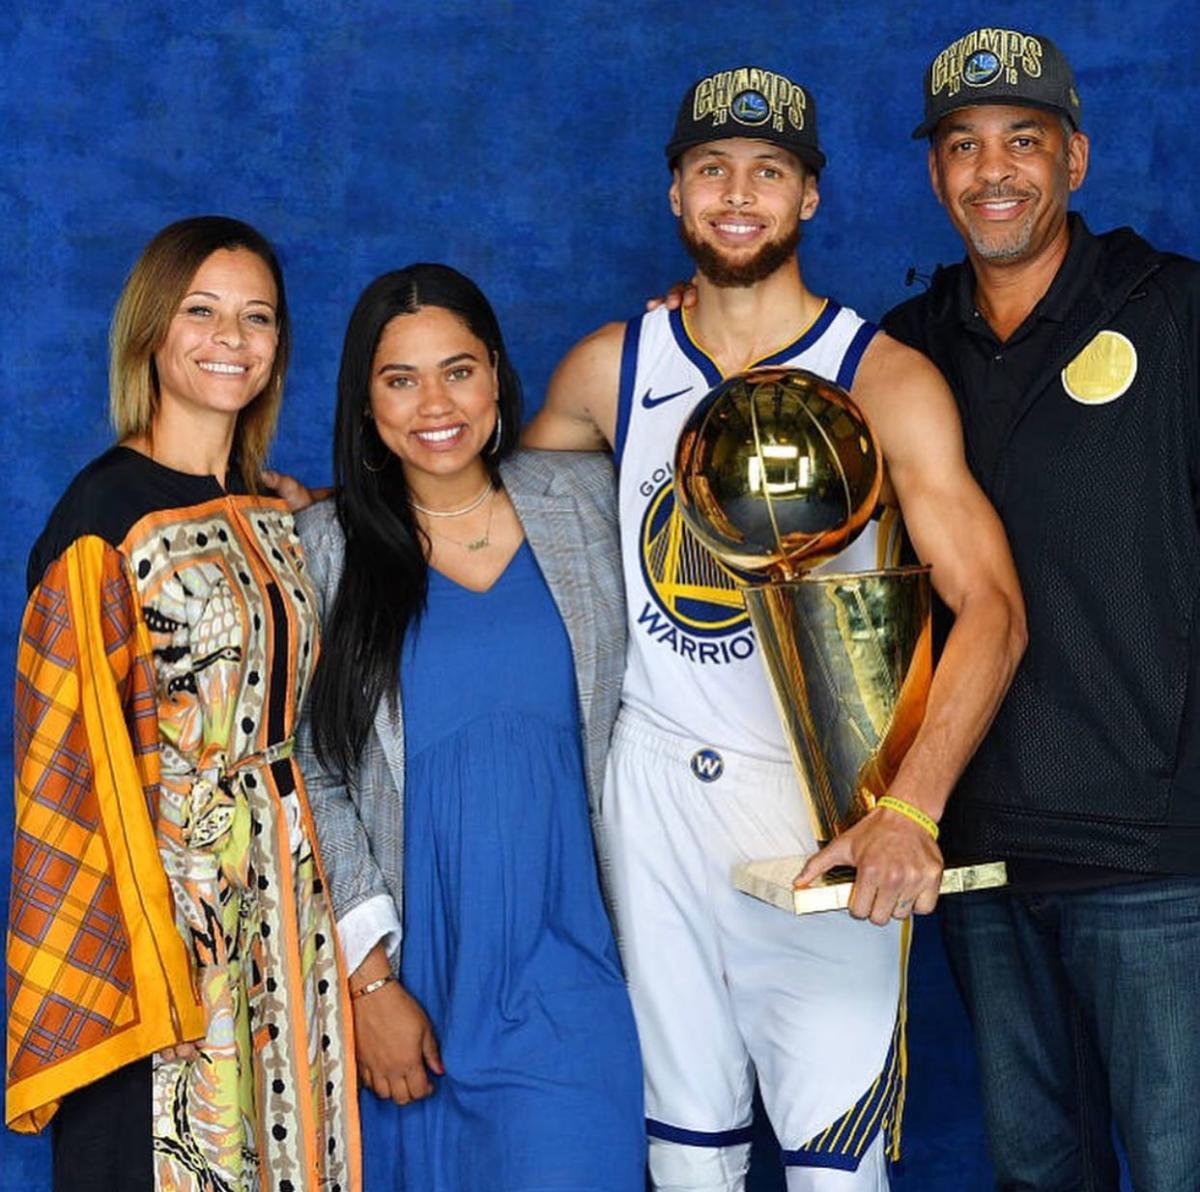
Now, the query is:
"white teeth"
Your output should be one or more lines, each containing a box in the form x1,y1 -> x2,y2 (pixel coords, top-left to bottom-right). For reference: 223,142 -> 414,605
980,200 -> 1020,211
716,222 -> 759,235
198,362 -> 247,374
416,427 -> 461,443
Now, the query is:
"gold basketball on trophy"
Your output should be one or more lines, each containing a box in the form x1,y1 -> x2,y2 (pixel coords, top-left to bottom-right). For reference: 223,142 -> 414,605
672,365 -> 1007,914
674,366 -> 882,578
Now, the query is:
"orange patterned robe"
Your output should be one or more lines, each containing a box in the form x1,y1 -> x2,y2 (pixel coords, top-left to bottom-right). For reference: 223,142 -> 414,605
7,447 -> 359,1191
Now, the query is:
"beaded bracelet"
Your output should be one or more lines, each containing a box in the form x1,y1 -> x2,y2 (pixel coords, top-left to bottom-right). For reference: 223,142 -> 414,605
351,973 -> 397,1001
877,795 -> 940,841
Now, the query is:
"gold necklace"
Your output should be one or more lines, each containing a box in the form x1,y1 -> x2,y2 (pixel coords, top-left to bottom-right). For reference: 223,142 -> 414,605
425,487 -> 496,551
409,480 -> 493,518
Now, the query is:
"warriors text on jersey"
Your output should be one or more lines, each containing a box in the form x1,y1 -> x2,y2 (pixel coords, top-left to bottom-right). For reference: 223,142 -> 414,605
614,301 -> 901,760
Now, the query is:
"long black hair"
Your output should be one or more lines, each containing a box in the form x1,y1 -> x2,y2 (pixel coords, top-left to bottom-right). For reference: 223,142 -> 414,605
308,264 -> 523,778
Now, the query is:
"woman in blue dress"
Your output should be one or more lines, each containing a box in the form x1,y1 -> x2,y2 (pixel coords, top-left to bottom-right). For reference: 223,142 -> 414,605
296,264 -> 644,1190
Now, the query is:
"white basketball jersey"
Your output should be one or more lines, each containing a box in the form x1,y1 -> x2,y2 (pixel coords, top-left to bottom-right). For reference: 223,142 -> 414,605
616,300 -> 904,760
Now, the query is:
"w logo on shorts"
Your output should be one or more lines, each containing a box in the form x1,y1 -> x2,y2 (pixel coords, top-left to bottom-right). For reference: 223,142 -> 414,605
690,748 -> 725,782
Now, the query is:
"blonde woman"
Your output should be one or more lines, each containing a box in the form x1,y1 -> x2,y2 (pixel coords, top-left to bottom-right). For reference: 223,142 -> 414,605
6,216 -> 358,1191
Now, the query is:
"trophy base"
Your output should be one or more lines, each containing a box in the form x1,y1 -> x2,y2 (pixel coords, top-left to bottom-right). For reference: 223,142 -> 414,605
732,855 -> 1008,916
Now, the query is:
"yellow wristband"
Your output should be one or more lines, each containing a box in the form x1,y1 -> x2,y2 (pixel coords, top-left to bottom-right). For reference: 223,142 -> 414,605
877,795 -> 939,841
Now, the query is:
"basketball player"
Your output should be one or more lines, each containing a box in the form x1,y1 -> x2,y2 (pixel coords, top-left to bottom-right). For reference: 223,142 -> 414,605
524,66 -> 1026,1190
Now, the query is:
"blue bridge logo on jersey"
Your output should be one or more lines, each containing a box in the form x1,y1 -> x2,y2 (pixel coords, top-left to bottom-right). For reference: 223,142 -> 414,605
963,50 -> 1003,87
636,476 -> 757,666
731,89 -> 770,126
641,384 -> 693,410
690,748 -> 725,783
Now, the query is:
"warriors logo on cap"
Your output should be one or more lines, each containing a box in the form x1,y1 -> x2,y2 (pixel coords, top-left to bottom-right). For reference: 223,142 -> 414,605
912,28 -> 1082,139
963,49 -> 1003,87
731,89 -> 771,125
666,66 -> 827,173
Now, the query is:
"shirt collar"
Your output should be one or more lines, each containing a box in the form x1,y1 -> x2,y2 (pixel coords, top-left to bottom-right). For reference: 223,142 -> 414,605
953,212 -> 1099,334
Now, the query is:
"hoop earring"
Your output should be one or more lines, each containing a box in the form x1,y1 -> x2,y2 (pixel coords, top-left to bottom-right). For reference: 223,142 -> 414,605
487,405 -> 503,458
363,430 -> 391,473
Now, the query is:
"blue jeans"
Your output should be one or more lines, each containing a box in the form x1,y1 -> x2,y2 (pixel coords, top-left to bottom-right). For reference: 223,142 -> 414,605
941,877 -> 1200,1192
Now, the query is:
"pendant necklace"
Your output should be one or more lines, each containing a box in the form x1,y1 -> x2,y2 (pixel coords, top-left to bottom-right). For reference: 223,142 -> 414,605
460,493 -> 495,552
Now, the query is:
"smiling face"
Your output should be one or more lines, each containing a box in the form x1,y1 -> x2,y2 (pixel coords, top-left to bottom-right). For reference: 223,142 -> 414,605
153,248 -> 279,427
670,138 -> 819,287
368,305 -> 499,491
929,104 -> 1089,266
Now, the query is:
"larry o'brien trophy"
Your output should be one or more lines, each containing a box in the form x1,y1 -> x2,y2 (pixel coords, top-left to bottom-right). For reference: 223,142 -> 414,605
674,366 -> 1006,914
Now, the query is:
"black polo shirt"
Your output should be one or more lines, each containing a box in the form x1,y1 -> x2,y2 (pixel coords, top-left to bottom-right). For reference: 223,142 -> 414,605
944,225 -> 1159,893
950,221 -> 1103,488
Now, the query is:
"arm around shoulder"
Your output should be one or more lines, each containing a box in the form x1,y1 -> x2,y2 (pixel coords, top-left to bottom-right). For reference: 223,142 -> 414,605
522,321 -> 625,451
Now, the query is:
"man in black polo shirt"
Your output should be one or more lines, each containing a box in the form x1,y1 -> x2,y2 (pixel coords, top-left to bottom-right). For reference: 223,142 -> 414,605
883,27 -> 1200,1191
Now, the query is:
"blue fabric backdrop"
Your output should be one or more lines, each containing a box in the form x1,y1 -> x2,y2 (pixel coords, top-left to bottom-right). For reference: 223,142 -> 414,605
3,0 -> 1196,1186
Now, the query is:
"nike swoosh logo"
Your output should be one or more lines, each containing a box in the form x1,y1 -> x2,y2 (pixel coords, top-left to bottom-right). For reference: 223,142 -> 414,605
641,385 -> 693,409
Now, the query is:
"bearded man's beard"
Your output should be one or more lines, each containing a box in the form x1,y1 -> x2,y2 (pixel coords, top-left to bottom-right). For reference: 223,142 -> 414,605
678,218 -> 802,287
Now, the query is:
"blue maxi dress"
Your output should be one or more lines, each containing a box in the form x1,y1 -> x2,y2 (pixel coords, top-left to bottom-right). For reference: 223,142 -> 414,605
359,541 -> 645,1191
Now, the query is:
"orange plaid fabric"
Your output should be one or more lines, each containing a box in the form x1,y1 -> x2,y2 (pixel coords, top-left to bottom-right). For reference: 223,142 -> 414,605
6,535 -> 204,1133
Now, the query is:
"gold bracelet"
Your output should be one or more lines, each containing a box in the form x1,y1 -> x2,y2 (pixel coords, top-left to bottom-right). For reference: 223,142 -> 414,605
877,795 -> 940,841
350,973 -> 397,1000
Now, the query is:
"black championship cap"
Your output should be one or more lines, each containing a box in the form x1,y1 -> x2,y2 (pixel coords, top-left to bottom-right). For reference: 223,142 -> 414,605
665,66 -> 826,172
912,28 -> 1082,139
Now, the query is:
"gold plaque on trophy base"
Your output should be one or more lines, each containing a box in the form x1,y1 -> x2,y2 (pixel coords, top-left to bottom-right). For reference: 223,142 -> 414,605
731,856 -> 1009,915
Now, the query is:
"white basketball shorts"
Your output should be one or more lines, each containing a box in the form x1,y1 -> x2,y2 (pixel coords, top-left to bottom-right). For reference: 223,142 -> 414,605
602,711 -> 908,1187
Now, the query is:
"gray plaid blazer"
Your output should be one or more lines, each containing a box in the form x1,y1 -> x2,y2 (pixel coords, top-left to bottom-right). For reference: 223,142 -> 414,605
294,450 -> 624,967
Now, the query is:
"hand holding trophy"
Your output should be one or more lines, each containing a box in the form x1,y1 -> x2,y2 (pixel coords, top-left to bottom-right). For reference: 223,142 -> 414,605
674,366 -> 1006,915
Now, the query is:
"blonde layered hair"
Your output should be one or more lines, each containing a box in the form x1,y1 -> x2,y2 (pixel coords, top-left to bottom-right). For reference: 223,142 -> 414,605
109,216 -> 290,488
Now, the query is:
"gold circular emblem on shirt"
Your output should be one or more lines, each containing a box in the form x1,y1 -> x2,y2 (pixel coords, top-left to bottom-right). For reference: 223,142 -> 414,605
1061,330 -> 1138,405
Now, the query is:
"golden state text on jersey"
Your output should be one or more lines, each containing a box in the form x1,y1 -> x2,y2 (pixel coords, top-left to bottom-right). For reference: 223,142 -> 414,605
635,460 -> 757,662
